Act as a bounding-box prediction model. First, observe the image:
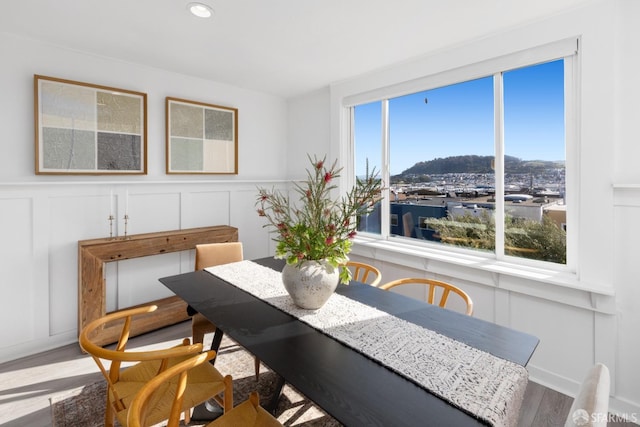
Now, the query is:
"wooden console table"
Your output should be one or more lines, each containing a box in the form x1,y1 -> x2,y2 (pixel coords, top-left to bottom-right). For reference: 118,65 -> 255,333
78,225 -> 238,346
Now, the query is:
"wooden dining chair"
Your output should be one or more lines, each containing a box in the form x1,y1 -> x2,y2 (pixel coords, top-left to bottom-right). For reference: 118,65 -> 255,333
344,261 -> 382,286
79,305 -> 233,427
128,352 -> 283,427
191,242 -> 244,345
191,242 -> 260,380
380,278 -> 474,315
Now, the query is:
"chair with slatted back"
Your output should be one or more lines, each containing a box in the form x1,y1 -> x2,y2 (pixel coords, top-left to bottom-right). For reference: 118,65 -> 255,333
190,242 -> 260,380
344,261 -> 382,286
79,305 -> 233,427
380,278 -> 474,315
128,351 -> 283,427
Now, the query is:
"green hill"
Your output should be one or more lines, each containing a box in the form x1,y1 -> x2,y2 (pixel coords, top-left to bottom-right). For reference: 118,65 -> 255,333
396,155 -> 563,177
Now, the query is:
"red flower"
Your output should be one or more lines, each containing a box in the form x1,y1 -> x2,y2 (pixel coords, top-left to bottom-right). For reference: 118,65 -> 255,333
324,172 -> 332,183
257,209 -> 266,216
325,236 -> 334,245
348,231 -> 357,239
316,161 -> 324,169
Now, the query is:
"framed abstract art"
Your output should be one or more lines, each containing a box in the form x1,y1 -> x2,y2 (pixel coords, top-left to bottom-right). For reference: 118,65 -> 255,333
34,75 -> 147,175
166,97 -> 238,174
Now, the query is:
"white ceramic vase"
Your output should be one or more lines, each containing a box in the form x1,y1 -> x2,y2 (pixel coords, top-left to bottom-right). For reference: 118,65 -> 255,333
281,259 -> 340,310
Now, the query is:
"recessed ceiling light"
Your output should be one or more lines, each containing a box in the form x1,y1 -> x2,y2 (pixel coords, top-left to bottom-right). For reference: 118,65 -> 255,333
187,2 -> 214,18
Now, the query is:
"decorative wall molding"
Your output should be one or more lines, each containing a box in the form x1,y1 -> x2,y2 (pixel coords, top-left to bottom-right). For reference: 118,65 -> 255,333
351,238 -> 616,313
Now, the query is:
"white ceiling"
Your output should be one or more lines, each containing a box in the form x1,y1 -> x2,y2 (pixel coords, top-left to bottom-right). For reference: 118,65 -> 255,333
1,0 -> 592,98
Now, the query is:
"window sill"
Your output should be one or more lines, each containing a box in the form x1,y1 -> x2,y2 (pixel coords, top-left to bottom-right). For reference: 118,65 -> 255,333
351,235 -> 615,313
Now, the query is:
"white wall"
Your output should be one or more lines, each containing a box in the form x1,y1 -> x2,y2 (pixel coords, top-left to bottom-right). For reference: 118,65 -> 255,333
0,32 -> 287,361
0,33 -> 290,183
288,0 -> 640,419
2,0 -> 640,420
286,87 -> 332,176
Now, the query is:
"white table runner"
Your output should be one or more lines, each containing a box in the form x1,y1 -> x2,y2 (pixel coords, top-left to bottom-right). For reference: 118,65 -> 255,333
206,260 -> 528,427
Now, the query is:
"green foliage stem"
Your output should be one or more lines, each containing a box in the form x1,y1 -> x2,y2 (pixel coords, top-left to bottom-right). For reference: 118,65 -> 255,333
257,155 -> 382,284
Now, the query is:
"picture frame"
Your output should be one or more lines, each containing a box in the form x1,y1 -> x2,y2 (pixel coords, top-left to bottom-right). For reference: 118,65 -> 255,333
166,97 -> 238,174
34,75 -> 147,175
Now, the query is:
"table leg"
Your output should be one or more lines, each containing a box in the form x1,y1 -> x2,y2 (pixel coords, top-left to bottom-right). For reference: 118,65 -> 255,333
191,401 -> 223,421
209,327 -> 224,365
265,373 -> 286,415
191,328 -> 226,421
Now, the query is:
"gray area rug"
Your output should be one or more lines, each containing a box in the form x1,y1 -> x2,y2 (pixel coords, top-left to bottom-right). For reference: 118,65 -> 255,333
50,335 -> 342,426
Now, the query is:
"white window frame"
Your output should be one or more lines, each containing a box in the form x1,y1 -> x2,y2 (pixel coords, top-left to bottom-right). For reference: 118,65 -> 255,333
342,38 -> 579,274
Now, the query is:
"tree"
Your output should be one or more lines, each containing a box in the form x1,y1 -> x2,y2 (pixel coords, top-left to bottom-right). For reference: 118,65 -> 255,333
425,212 -> 566,264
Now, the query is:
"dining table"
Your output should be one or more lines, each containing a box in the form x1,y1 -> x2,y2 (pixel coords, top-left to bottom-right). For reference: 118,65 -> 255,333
159,257 -> 539,427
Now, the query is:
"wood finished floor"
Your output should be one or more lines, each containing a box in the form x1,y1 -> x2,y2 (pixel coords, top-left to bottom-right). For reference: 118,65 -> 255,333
0,320 -> 635,427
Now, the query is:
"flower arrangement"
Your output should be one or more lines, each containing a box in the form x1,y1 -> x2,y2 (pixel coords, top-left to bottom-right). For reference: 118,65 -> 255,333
256,154 -> 382,284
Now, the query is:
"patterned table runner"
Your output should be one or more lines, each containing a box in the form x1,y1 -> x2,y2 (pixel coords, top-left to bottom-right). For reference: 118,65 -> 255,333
206,260 -> 528,427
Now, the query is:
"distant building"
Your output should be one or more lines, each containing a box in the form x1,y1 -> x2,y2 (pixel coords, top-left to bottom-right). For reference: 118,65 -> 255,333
359,193 -> 565,239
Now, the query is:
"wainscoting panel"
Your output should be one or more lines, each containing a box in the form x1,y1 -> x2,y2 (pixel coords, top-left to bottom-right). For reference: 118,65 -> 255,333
0,195 -> 36,346
612,199 -> 640,408
49,192 -> 109,336
0,181 -> 283,364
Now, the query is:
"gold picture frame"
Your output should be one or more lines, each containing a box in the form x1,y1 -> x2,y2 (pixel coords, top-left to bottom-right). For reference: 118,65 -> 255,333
166,97 -> 238,174
34,75 -> 147,175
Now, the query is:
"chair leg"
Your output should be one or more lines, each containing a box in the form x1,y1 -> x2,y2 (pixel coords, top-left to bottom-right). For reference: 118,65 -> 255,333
104,393 -> 114,427
249,391 -> 260,407
192,326 -> 205,345
223,375 -> 233,413
254,356 -> 260,380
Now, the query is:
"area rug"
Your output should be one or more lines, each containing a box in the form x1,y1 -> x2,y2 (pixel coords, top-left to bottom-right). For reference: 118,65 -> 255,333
50,335 -> 342,426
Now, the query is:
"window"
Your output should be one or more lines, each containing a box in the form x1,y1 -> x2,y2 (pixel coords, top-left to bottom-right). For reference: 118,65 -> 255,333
351,42 -> 576,268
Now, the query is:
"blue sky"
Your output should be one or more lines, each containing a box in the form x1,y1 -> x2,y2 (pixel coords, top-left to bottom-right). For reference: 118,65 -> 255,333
354,59 -> 565,175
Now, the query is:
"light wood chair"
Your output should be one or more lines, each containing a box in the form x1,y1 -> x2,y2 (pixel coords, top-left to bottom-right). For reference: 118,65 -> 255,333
191,242 -> 260,380
128,352 -> 283,427
79,305 -> 233,427
564,363 -> 610,427
344,261 -> 382,286
380,278 -> 474,315
191,242 -> 244,345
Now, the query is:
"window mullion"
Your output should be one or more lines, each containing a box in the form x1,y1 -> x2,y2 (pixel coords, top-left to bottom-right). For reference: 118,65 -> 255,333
381,99 -> 390,239
494,73 -> 505,258
564,55 -> 577,271
350,46 -> 572,269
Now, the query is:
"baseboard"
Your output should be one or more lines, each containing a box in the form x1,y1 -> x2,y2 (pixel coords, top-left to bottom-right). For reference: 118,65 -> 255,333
0,331 -> 77,365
